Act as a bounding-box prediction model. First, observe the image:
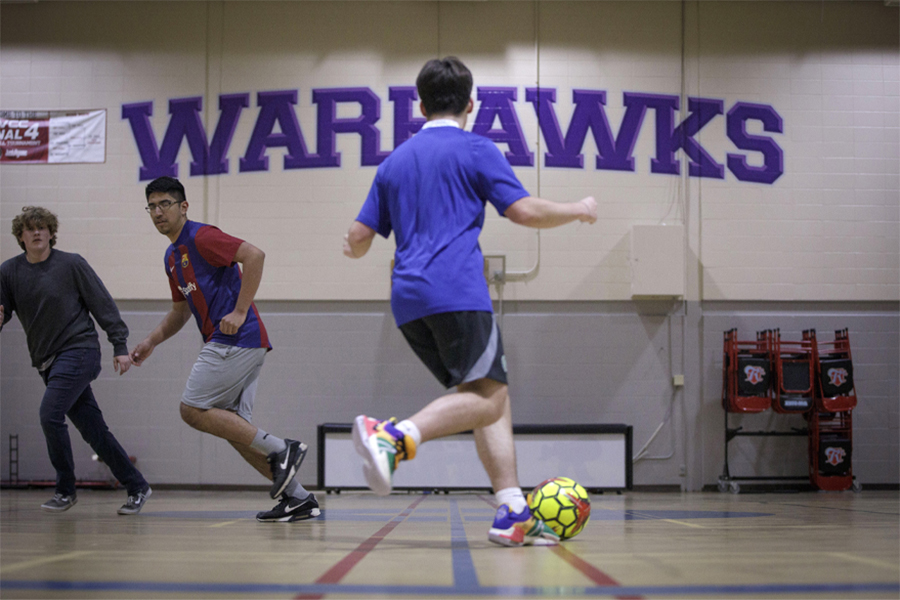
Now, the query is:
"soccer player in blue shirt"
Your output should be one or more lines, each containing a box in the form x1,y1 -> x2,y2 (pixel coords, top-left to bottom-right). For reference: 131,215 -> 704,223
131,176 -> 318,522
344,57 -> 597,546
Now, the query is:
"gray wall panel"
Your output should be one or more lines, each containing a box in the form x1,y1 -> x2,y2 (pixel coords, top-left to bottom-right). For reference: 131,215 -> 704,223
1,301 -> 897,490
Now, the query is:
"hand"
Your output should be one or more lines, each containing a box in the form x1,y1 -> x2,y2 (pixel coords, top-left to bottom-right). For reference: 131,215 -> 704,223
113,354 -> 132,375
129,339 -> 155,366
578,196 -> 598,224
219,309 -> 247,335
343,233 -> 356,258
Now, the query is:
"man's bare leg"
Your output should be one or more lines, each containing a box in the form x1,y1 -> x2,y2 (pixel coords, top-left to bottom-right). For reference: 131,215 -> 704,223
228,440 -> 272,480
472,393 -> 519,492
180,405 -> 275,476
180,404 -> 306,498
180,404 -> 256,445
409,378 -> 508,442
411,377 -> 523,497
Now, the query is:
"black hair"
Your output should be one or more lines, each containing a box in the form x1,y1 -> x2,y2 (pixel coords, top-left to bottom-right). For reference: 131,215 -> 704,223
145,176 -> 186,203
416,56 -> 473,117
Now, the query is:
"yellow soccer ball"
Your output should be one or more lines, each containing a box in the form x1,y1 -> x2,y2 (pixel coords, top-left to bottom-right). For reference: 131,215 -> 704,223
528,476 -> 591,540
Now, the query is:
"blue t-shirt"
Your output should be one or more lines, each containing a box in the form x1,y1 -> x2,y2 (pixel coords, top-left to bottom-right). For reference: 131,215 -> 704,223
357,124 -> 529,326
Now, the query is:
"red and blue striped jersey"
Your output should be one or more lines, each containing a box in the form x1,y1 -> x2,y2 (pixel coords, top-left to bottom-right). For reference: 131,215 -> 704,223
164,220 -> 270,350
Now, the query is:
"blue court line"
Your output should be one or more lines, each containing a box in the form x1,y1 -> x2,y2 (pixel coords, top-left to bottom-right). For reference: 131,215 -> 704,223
139,509 -> 773,522
140,510 -> 446,522
449,499 -> 480,591
618,510 -> 774,520
2,579 -> 897,597
464,510 -> 775,522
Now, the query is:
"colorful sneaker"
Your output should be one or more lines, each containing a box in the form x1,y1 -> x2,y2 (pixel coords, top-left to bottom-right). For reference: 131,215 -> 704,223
267,439 -> 308,499
118,486 -> 152,515
41,493 -> 77,513
256,493 -> 320,522
488,504 -> 560,547
352,415 -> 417,496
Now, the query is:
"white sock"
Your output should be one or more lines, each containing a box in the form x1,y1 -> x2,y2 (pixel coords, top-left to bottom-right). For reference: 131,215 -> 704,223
396,420 -> 422,447
495,487 -> 527,513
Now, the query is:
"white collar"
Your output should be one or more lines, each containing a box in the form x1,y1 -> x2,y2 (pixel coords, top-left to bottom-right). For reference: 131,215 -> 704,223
422,119 -> 461,130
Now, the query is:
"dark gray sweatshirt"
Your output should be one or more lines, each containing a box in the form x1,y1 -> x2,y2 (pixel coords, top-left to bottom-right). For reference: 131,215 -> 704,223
0,249 -> 128,369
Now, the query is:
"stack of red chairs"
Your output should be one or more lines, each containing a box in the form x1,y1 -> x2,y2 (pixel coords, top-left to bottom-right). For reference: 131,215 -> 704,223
769,329 -> 815,414
805,329 -> 858,491
722,328 -> 771,413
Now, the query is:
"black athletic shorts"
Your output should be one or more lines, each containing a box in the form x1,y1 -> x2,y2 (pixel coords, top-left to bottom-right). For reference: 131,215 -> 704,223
399,310 -> 508,389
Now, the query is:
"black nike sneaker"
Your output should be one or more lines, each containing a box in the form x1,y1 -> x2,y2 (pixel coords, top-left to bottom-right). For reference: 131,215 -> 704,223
267,439 -> 307,499
256,493 -> 320,522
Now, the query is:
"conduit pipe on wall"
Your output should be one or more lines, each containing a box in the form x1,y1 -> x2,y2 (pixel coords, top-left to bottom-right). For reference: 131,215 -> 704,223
487,228 -> 540,330
503,229 -> 540,283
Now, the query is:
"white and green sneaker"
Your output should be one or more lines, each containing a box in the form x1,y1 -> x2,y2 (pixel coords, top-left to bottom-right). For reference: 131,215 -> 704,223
352,416 -> 417,496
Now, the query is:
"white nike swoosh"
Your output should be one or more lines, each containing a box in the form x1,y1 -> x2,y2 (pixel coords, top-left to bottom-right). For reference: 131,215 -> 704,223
280,449 -> 290,470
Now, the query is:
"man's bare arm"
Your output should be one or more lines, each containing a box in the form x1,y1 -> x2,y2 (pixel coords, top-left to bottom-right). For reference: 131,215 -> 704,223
130,302 -> 192,366
219,241 -> 265,335
504,196 -> 597,229
344,221 -> 377,258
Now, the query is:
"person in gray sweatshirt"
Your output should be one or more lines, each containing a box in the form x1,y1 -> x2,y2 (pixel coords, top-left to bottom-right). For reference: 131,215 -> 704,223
0,206 -> 151,515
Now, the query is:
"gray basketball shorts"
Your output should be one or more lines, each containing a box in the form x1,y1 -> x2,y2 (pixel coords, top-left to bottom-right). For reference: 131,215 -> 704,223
181,343 -> 268,422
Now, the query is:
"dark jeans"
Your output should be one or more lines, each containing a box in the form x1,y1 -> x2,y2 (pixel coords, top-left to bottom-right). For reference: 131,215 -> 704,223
39,347 -> 147,496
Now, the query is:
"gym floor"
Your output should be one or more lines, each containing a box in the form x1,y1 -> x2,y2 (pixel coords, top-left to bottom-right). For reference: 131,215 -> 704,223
0,488 -> 897,599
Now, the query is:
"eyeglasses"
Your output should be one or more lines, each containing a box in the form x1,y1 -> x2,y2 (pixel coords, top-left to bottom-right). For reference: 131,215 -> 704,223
145,200 -> 182,213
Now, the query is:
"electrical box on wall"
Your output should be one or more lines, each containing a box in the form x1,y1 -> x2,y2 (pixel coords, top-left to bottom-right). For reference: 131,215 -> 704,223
631,224 -> 685,298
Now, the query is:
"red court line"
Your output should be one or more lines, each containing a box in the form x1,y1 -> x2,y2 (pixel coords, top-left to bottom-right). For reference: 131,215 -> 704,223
478,495 -> 643,600
294,495 -> 427,600
551,545 -> 643,600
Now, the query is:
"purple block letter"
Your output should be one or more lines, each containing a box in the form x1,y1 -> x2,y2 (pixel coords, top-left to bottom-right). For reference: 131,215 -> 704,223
473,87 -> 533,167
313,88 -> 389,167
122,95 -> 248,181
727,102 -> 784,184
389,87 -> 426,149
240,90 -> 320,172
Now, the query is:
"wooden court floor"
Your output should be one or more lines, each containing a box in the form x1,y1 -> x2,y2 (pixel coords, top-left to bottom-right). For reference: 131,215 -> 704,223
0,488 -> 898,599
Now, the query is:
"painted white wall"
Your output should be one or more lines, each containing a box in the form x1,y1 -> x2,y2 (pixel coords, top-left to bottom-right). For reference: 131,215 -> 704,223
2,1 -> 896,302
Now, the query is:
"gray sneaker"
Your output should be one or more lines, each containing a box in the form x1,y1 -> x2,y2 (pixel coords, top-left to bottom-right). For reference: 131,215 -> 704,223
117,487 -> 152,515
41,493 -> 77,513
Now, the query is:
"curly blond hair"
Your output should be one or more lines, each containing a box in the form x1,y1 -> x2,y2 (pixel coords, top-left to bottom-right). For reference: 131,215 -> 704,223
12,206 -> 58,251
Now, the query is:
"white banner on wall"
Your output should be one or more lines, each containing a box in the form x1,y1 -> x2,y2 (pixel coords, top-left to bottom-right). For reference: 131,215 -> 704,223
0,109 -> 106,164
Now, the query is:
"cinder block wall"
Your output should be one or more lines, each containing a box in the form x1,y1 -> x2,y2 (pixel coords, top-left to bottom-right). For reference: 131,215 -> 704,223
1,1 -> 897,490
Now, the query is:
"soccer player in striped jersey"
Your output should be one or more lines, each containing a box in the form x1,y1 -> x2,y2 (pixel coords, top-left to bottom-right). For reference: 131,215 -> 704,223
131,176 -> 318,522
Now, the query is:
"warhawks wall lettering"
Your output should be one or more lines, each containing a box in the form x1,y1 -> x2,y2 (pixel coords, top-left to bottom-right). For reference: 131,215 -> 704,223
123,86 -> 783,184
